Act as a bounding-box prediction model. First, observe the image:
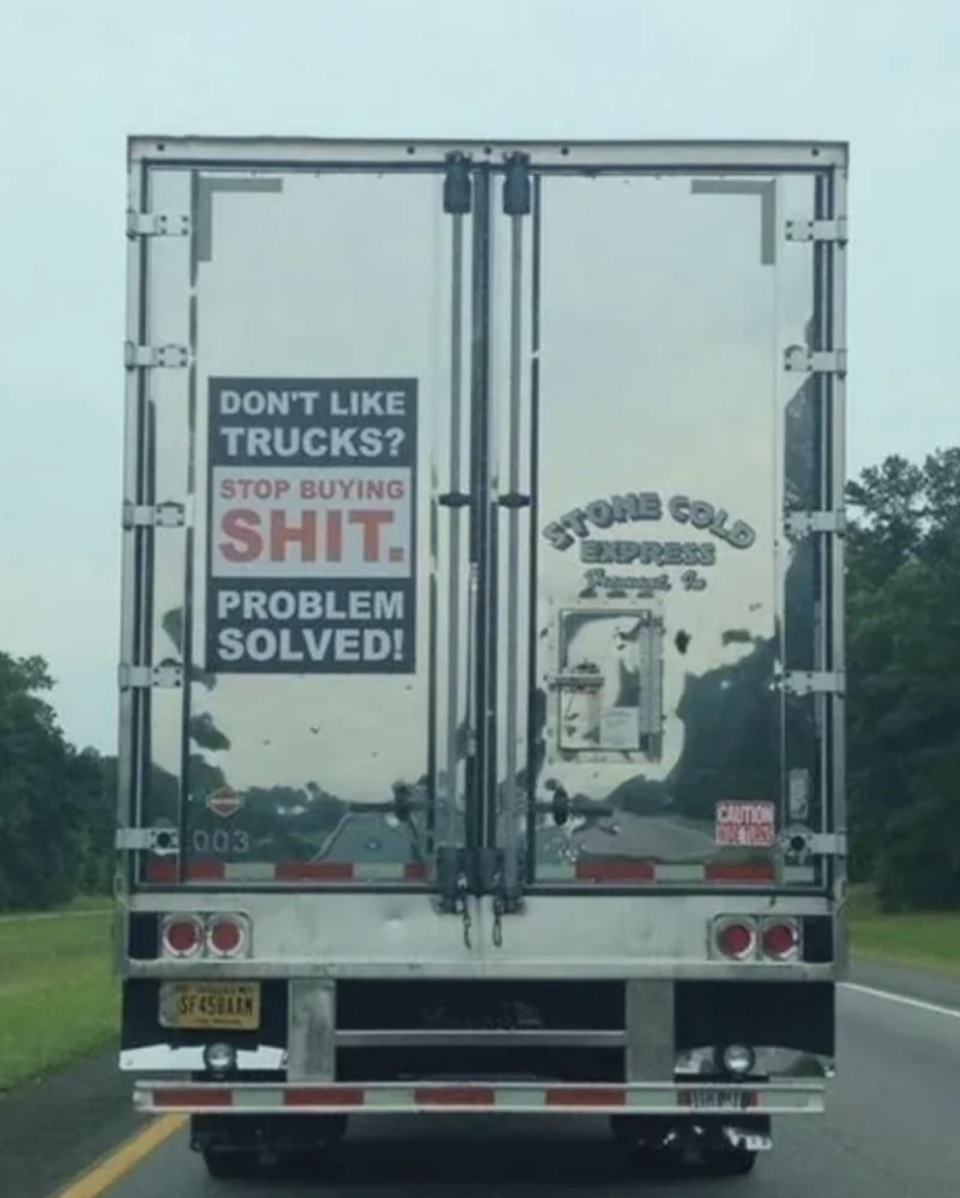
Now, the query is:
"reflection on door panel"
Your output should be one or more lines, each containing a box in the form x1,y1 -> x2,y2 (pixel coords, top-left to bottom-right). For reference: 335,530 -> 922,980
511,172 -> 823,887
141,170 -> 466,885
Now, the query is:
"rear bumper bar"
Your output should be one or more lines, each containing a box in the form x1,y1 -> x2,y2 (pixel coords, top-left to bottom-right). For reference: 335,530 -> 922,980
134,1079 -> 826,1116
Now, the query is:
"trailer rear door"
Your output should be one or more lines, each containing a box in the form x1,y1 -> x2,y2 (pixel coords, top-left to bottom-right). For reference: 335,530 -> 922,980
485,151 -> 847,901
122,147 -> 481,888
120,140 -> 846,903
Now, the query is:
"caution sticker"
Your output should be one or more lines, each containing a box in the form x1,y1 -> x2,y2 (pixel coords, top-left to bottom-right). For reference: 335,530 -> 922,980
715,800 -> 776,848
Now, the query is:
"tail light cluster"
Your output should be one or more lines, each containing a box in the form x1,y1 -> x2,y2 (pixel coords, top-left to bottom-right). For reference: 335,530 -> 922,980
160,912 -> 251,960
712,915 -> 801,962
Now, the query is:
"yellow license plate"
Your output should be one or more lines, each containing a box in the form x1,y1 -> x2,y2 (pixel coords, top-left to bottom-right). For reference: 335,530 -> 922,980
161,981 -> 261,1030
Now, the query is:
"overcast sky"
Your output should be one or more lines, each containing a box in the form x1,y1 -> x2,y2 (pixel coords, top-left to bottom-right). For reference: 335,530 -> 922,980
0,0 -> 956,756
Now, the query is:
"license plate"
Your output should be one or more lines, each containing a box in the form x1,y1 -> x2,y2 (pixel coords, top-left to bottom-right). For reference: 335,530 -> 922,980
682,1088 -> 752,1111
160,981 -> 261,1030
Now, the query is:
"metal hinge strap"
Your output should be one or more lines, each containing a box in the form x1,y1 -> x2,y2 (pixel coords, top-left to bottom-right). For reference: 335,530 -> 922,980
809,832 -> 847,856
115,826 -> 180,855
118,663 -> 184,691
780,828 -> 847,858
124,342 -> 190,369
545,671 -> 605,692
785,217 -> 848,244
785,510 -> 846,537
784,347 -> 847,374
782,670 -> 844,697
126,210 -> 191,238
122,501 -> 189,530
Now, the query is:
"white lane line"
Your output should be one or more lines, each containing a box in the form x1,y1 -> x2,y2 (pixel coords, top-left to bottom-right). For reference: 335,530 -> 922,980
842,982 -> 960,1019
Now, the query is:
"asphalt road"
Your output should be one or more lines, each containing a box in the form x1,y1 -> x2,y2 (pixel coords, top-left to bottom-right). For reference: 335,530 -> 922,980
578,812 -> 717,859
0,1050 -> 146,1198
28,960 -> 957,1198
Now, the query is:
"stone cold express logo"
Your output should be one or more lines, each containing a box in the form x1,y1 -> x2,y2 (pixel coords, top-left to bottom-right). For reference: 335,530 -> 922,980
541,490 -> 756,565
542,491 -> 756,595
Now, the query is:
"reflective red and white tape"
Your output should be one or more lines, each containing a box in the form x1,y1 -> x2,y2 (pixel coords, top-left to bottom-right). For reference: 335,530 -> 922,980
135,1080 -> 824,1115
144,859 -> 815,885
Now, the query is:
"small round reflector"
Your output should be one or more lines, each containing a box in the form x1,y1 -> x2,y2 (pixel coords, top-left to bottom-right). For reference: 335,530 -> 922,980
208,916 -> 243,956
163,916 -> 202,956
762,921 -> 799,959
716,921 -> 755,959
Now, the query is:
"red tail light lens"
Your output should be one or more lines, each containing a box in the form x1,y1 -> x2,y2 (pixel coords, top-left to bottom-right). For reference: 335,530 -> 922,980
161,915 -> 203,958
761,919 -> 800,960
159,912 -> 250,959
714,918 -> 756,960
207,915 -> 247,958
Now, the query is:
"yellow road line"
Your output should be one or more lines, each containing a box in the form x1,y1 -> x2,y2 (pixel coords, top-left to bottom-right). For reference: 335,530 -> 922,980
51,1115 -> 187,1198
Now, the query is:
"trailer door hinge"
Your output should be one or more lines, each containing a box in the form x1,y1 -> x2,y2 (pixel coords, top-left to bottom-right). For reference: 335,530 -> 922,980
122,501 -> 188,530
784,346 -> 847,375
126,210 -> 191,238
785,510 -> 846,537
502,152 -> 532,217
785,217 -> 848,244
115,826 -> 180,855
442,152 -> 473,215
118,662 -> 184,691
782,670 -> 844,697
124,341 -> 190,369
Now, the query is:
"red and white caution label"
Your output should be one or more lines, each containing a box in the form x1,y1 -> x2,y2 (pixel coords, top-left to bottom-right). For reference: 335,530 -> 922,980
715,800 -> 776,848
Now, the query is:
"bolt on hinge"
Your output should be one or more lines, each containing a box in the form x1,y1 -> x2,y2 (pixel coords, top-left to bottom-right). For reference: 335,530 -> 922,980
124,342 -> 190,369
122,501 -> 188,530
781,670 -> 845,697
126,210 -> 191,238
785,217 -> 848,244
784,346 -> 847,375
785,510 -> 846,537
118,662 -> 184,691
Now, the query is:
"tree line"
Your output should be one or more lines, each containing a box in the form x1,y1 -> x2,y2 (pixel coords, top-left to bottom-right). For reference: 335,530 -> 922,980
2,446 -> 959,913
0,654 -> 114,910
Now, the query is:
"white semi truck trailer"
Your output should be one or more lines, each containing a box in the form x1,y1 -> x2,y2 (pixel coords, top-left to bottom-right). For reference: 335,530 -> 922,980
115,136 -> 849,1179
